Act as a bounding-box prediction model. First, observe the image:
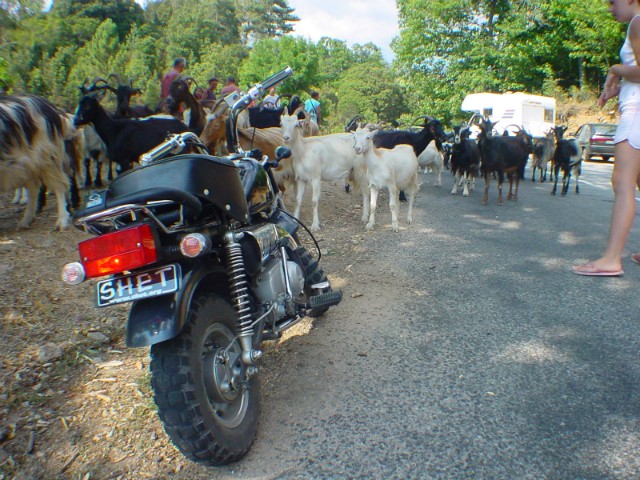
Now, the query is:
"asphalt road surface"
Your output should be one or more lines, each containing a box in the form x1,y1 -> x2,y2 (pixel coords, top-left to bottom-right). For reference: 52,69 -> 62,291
206,161 -> 640,480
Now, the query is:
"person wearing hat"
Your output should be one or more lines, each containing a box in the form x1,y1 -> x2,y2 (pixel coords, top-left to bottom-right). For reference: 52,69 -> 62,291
205,77 -> 218,101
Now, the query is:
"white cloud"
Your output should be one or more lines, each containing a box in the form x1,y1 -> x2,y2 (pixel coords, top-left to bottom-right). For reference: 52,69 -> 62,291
287,0 -> 399,61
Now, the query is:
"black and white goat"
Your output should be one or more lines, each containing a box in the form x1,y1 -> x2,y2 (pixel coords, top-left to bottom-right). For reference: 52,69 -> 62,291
165,77 -> 207,135
551,126 -> 582,196
449,124 -> 481,197
373,116 -> 447,157
73,95 -> 189,173
477,118 -> 531,205
1,95 -> 76,229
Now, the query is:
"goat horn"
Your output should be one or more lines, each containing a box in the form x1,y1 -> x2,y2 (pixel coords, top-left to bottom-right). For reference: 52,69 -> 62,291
88,77 -> 116,93
212,99 -> 230,116
92,77 -> 110,86
107,73 -> 127,86
411,115 -> 434,126
182,76 -> 198,87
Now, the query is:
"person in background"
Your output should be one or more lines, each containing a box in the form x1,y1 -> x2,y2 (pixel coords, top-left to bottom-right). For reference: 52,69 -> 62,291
205,77 -> 218,101
573,0 -> 640,277
161,57 -> 186,99
262,87 -> 280,108
220,76 -> 241,97
304,91 -> 322,124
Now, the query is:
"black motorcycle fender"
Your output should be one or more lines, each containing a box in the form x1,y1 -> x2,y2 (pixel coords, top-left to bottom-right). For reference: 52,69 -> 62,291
126,263 -> 226,348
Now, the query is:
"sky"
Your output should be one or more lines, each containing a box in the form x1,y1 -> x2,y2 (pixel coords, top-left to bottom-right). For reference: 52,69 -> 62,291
286,0 -> 400,62
44,0 -> 400,61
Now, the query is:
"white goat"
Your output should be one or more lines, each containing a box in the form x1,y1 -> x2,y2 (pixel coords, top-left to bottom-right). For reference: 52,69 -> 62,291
418,140 -> 444,187
280,113 -> 367,231
352,126 -> 419,233
1,95 -> 75,230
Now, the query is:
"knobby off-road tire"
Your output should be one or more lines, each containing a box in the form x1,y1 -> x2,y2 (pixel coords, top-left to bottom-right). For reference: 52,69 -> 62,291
293,245 -> 331,317
150,293 -> 260,466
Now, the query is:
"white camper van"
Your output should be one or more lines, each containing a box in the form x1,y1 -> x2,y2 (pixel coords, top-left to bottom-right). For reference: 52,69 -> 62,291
461,92 -> 556,138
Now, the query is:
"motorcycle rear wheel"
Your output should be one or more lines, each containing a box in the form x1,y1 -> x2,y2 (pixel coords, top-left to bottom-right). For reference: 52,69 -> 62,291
150,292 -> 260,465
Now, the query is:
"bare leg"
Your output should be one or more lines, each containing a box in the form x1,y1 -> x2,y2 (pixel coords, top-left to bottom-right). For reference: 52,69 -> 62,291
575,141 -> 640,272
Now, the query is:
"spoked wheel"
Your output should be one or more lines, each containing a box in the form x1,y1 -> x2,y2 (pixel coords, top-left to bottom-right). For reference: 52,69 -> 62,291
293,245 -> 331,317
150,293 -> 260,466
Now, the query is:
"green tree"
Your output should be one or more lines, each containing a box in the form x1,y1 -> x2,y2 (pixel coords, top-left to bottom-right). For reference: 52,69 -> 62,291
335,62 -> 408,127
50,0 -> 144,40
235,0 -> 299,44
66,19 -> 121,105
238,36 -> 319,93
394,0 -> 621,124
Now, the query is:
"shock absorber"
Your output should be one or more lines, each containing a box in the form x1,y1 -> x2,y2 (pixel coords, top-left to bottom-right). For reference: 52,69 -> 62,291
224,231 -> 262,366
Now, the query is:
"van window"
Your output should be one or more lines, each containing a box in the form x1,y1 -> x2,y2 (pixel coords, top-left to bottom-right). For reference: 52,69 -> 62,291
544,108 -> 554,123
483,108 -> 493,117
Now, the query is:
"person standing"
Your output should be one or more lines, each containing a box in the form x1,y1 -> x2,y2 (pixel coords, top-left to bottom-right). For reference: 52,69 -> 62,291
161,57 -> 186,99
304,91 -> 322,124
262,87 -> 280,108
220,76 -> 241,97
205,77 -> 218,101
573,0 -> 640,276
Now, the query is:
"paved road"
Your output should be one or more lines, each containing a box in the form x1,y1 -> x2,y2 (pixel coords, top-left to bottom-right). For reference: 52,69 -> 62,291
205,161 -> 640,480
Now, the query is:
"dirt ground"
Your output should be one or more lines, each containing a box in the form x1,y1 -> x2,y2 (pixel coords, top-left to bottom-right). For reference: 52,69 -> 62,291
0,178 -> 386,480
0,102 -> 607,480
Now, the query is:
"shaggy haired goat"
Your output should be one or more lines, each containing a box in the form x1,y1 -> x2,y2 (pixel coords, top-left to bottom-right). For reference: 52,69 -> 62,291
0,95 -> 75,230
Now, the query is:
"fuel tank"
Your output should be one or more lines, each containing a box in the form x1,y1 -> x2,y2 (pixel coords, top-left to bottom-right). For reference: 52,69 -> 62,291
235,157 -> 277,217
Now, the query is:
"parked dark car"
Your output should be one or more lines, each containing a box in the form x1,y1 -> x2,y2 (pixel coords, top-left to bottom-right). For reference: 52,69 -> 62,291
575,123 -> 617,162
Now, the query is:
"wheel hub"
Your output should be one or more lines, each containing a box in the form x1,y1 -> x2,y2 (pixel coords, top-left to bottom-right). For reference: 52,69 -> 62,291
203,348 -> 243,403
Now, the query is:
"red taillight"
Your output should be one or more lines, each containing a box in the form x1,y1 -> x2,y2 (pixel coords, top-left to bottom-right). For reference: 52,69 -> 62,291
79,224 -> 158,278
591,135 -> 609,143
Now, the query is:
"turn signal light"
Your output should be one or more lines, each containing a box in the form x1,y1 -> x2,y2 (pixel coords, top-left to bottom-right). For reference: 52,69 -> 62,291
78,224 -> 158,278
61,262 -> 86,285
179,233 -> 210,258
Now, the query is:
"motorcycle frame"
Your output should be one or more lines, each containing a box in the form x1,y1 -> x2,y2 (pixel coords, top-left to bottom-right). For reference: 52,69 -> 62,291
124,210 -> 300,348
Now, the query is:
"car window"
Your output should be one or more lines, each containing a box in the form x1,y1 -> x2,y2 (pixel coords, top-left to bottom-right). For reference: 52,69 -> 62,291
593,124 -> 617,136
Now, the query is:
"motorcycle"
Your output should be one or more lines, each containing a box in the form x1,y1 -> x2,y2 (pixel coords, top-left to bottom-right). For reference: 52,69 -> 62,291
61,66 -> 342,465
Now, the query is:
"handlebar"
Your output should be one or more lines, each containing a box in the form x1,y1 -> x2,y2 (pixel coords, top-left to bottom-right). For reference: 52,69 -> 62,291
229,66 -> 294,113
260,67 -> 294,92
139,132 -> 203,166
227,67 -> 294,153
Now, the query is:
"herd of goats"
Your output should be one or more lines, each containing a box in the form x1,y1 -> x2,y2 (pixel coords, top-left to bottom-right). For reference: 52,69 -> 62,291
0,74 -> 583,233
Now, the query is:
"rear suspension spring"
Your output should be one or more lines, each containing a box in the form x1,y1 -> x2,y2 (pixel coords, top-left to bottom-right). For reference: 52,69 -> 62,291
224,232 -> 253,337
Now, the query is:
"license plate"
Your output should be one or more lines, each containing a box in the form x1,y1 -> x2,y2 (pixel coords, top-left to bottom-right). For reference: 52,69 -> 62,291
96,264 -> 181,307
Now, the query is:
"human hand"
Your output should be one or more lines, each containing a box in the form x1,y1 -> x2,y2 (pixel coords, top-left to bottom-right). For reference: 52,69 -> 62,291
598,67 -> 621,107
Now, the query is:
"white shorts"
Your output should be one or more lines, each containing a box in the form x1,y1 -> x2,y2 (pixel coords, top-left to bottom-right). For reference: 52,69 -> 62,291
614,103 -> 640,149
